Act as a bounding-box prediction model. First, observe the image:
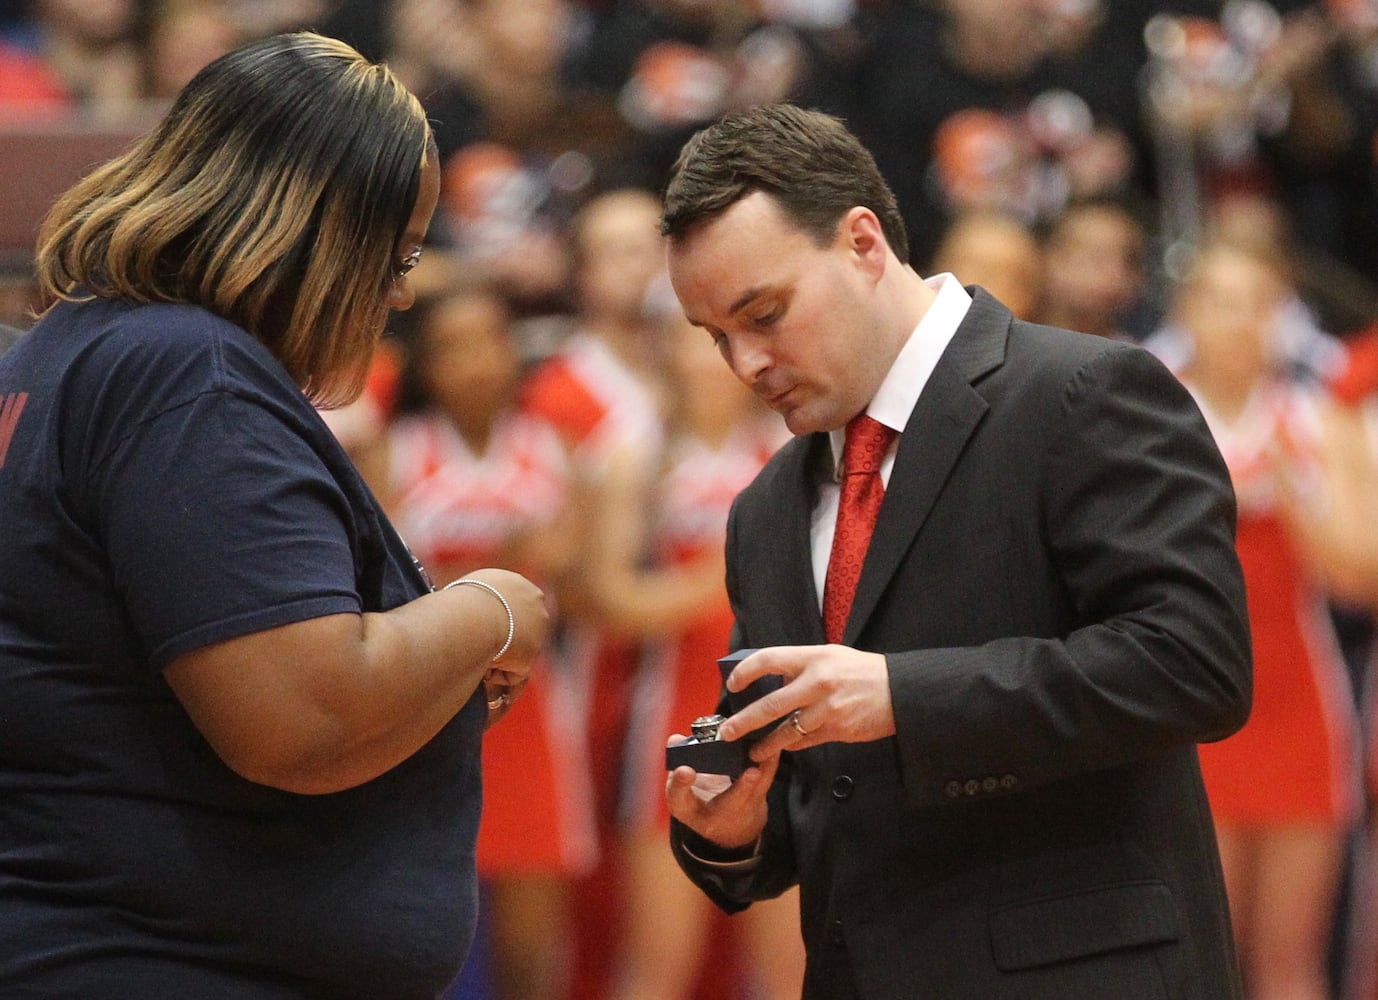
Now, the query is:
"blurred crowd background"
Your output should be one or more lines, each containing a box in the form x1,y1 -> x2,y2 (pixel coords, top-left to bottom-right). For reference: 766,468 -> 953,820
4,1 -> 1378,999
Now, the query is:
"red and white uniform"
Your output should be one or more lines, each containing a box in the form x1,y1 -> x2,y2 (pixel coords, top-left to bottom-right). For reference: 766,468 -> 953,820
1186,382 -> 1360,826
622,422 -> 785,830
1358,399 -> 1378,808
1341,398 -> 1378,1000
521,330 -> 663,473
520,332 -> 668,999
520,331 -> 666,804
388,409 -> 597,877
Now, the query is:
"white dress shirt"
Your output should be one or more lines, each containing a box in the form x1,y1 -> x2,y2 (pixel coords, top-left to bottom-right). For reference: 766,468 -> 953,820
809,273 -> 973,610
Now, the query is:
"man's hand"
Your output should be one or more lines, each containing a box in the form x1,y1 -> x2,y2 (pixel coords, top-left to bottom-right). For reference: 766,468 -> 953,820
715,645 -> 894,760
665,743 -> 781,851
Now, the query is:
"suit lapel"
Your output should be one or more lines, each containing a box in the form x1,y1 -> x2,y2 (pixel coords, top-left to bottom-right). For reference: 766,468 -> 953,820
842,290 -> 1011,646
761,433 -> 831,643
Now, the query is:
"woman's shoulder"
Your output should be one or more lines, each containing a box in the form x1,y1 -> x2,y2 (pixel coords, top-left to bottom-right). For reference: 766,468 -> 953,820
44,296 -> 239,366
75,297 -> 248,354
55,297 -> 291,403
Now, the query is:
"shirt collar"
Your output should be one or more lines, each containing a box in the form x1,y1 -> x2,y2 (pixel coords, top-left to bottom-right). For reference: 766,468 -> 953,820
828,273 -> 973,475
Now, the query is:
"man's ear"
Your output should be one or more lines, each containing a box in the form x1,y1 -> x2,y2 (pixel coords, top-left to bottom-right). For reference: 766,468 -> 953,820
840,206 -> 888,279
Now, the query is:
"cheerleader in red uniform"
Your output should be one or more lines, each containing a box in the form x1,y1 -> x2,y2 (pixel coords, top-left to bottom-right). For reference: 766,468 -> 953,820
1171,241 -> 1360,1000
518,189 -> 667,799
518,189 -> 671,998
387,290 -> 597,1000
584,315 -> 803,1000
1295,324 -> 1378,1000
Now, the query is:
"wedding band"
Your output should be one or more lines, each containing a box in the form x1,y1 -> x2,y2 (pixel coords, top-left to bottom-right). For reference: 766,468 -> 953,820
789,709 -> 810,738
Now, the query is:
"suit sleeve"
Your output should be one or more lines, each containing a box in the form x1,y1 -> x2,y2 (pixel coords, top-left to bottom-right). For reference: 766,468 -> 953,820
888,345 -> 1252,804
669,498 -> 801,911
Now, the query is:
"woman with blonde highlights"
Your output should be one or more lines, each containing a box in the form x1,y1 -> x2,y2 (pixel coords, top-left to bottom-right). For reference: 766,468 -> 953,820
0,32 -> 548,998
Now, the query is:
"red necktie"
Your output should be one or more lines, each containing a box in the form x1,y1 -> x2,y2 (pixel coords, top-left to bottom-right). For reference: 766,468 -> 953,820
823,413 -> 897,644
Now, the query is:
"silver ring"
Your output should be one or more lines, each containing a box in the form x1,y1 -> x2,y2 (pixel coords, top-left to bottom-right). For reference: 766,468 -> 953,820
789,709 -> 810,738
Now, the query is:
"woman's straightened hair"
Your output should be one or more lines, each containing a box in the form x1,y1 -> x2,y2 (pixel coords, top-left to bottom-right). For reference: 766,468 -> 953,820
660,103 -> 909,265
34,31 -> 433,407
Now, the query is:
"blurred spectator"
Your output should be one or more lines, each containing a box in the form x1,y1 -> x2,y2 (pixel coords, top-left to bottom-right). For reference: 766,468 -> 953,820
852,0 -> 1149,268
371,1 -> 644,324
517,187 -> 669,1000
461,0 -> 577,149
1167,239 -> 1360,1000
1257,0 -> 1378,287
17,0 -> 144,113
1276,322 -> 1378,608
1207,189 -> 1351,376
1146,189 -> 1350,382
1142,0 -> 1378,292
308,0 -> 387,62
316,337 -> 406,501
0,35 -> 66,114
1293,321 -> 1378,1000
929,108 -> 1044,222
927,208 -> 1042,320
437,141 -> 580,316
600,312 -> 801,1000
221,0 -> 326,40
1333,321 -> 1378,408
520,187 -> 667,471
561,0 -> 863,189
395,0 -> 631,187
142,0 -> 241,101
1141,5 -> 1291,186
1039,195 -> 1153,340
385,290 -> 596,1000
388,0 -> 580,156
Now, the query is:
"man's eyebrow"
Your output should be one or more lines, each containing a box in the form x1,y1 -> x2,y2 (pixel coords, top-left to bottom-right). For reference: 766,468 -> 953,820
683,286 -> 771,329
684,285 -> 773,328
728,286 -> 766,316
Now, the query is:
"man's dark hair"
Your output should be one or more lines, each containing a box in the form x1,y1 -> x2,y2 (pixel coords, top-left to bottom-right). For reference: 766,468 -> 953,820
661,104 -> 910,265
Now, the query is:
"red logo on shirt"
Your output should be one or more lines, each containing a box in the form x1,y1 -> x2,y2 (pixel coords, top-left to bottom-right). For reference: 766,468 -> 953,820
0,392 -> 28,469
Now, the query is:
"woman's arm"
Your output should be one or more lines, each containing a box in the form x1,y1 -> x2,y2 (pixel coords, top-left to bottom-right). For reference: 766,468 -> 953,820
578,442 -> 726,638
1277,396 -> 1378,608
164,567 -> 548,794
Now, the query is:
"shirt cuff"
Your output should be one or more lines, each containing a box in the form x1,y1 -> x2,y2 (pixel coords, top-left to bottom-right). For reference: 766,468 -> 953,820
679,830 -> 764,873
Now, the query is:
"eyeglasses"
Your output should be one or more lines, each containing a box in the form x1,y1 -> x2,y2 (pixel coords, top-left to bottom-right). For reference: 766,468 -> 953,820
394,247 -> 423,280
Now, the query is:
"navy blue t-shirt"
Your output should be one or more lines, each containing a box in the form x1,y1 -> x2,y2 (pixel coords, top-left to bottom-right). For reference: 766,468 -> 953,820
0,297 -> 487,998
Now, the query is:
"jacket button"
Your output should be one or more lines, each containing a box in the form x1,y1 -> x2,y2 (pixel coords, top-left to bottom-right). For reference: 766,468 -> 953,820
944,780 -> 962,799
964,779 -> 980,796
1000,774 -> 1018,790
982,776 -> 998,793
831,775 -> 854,801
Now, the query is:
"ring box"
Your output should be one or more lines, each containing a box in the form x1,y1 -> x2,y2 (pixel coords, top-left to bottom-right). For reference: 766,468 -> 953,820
664,649 -> 783,777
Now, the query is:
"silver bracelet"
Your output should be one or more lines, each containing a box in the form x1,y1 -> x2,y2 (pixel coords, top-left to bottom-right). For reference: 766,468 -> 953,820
443,578 -> 515,662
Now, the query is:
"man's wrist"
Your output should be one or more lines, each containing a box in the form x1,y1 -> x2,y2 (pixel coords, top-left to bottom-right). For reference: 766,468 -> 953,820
679,828 -> 763,871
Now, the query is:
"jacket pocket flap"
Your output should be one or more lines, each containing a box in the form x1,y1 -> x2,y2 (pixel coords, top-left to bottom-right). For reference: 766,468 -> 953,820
989,881 -> 1179,971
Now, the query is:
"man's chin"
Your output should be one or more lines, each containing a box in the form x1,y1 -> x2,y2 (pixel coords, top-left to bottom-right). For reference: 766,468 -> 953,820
771,393 -> 847,436
779,407 -> 825,437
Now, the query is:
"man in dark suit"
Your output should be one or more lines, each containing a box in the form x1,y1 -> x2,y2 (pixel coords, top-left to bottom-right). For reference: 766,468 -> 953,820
659,104 -> 1251,999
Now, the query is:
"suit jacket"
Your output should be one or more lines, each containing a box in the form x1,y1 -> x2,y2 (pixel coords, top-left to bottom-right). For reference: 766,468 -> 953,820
672,291 -> 1251,999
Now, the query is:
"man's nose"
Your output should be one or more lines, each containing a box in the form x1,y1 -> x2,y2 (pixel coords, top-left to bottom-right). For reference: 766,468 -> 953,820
728,333 -> 770,385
